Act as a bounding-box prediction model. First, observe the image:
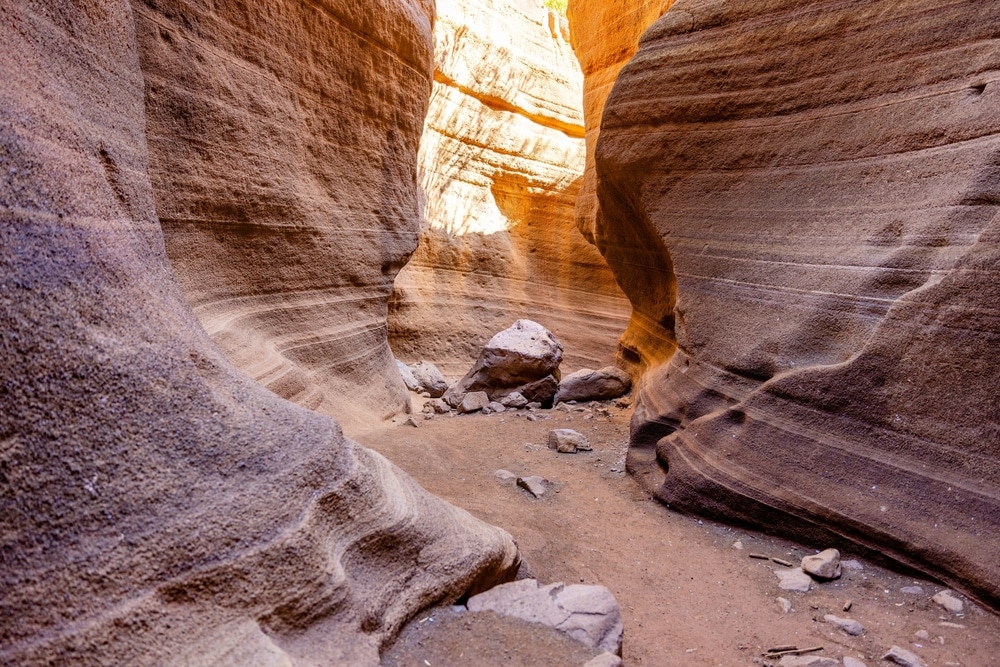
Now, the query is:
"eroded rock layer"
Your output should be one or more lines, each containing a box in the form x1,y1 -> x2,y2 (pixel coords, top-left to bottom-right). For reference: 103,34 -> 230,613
0,2 -> 519,664
134,0 -> 434,430
594,0 -> 1000,606
388,0 -> 630,377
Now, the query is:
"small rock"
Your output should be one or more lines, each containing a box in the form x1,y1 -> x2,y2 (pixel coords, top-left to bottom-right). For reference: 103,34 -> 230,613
458,391 -> 490,414
823,614 -> 864,636
425,398 -> 450,414
914,629 -> 930,641
527,402 -> 542,410
487,401 -> 506,413
548,428 -> 591,453
614,396 -> 632,408
526,413 -> 539,422
482,405 -> 494,415
518,374 -> 559,407
583,653 -> 623,667
409,360 -> 449,397
732,540 -> 744,550
776,596 -> 793,613
932,589 -> 964,614
843,658 -> 867,667
775,567 -> 812,592
900,586 -> 925,595
841,559 -> 864,571
882,645 -> 927,667
495,469 -> 517,481
499,391 -> 528,409
802,549 -> 841,580
403,417 -> 419,428
778,656 -> 839,667
396,359 -> 420,391
444,391 -> 465,409
516,476 -> 547,498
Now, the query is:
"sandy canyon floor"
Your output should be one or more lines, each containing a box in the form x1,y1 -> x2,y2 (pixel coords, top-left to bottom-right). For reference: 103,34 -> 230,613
358,398 -> 1000,667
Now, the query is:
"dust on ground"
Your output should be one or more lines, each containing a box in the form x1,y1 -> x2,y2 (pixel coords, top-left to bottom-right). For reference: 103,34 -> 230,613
358,398 -> 1000,667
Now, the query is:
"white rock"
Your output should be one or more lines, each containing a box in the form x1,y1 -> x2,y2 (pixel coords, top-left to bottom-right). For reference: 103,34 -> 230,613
777,596 -> 793,613
841,559 -> 864,571
548,428 -> 591,453
882,645 -> 927,667
900,585 -> 925,595
467,579 -> 623,654
583,653 -> 623,667
802,548 -> 841,580
495,469 -> 517,481
823,614 -> 864,636
487,401 -> 506,413
499,391 -> 528,408
932,589 -> 964,613
843,657 -> 868,667
776,567 -> 813,592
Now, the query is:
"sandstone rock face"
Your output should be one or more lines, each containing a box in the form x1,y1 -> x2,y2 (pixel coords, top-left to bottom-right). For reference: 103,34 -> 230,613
0,2 -> 519,665
388,0 -> 631,376
132,0 -> 436,431
592,0 -> 1000,607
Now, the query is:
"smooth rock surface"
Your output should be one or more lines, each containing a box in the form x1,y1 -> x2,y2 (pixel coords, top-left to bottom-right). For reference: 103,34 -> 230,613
517,476 -> 549,499
135,0 -> 432,431
467,579 -> 623,655
843,658 -> 868,667
932,590 -> 964,614
802,549 -> 842,581
778,656 -> 839,667
398,360 -> 421,392
409,361 -> 450,398
0,4 -> 520,664
823,614 -> 864,636
500,391 -> 529,409
459,391 -> 491,414
389,0 -> 630,377
593,0 -> 1000,608
776,568 -> 813,593
555,366 -> 632,404
584,652 -> 624,667
548,429 -> 592,453
882,646 -> 927,667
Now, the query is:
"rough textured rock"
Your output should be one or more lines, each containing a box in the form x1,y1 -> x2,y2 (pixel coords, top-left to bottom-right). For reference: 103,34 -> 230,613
133,0 -> 435,432
388,0 -> 630,378
592,0 -> 1000,607
0,2 -> 519,665
548,429 -> 592,453
447,320 -> 564,400
555,366 -> 631,404
584,653 -> 624,667
458,391 -> 491,414
410,361 -> 449,398
882,646 -> 927,667
397,360 -> 421,392
778,657 -> 839,667
776,568 -> 813,593
823,614 -> 864,637
466,579 -> 623,655
519,374 -> 560,407
802,549 -> 842,581
932,590 -> 964,614
517,475 -> 549,498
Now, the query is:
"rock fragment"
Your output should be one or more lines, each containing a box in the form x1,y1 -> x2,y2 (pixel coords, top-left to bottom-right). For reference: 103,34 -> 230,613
396,359 -> 420,391
775,568 -> 813,592
842,658 -> 867,667
409,360 -> 449,397
467,579 -> 623,655
487,401 -> 506,413
777,596 -> 793,613
518,374 -> 559,407
584,653 -> 623,667
932,589 -> 964,613
881,645 -> 926,667
516,476 -> 548,498
424,398 -> 451,414
548,429 -> 591,453
499,391 -> 528,409
402,417 -> 419,428
823,614 -> 864,636
495,469 -> 517,482
554,366 -> 632,404
900,586 -> 925,595
802,549 -> 841,580
458,391 -> 490,414
778,655 -> 839,667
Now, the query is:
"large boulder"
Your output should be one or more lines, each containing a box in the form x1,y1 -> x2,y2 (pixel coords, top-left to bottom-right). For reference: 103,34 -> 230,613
555,366 -> 631,404
446,320 -> 564,401
0,2 -> 519,665
589,0 -> 1000,608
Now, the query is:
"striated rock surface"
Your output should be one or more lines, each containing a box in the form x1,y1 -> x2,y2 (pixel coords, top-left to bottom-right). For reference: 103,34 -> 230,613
0,2 -> 519,665
388,0 -> 630,377
133,0 -> 435,431
593,0 -> 1000,607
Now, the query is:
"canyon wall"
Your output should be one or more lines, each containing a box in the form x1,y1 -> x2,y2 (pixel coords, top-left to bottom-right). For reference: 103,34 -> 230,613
0,1 -> 518,664
388,0 -> 630,377
134,0 -> 435,430
591,0 -> 1000,606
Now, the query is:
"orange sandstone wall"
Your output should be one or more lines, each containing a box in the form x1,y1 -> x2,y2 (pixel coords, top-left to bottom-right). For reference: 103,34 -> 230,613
0,1 -> 518,664
593,0 -> 1000,606
388,0 -> 630,377
133,0 -> 435,430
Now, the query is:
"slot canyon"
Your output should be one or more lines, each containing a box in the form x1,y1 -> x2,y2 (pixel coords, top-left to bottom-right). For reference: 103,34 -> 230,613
1,1 -> 998,666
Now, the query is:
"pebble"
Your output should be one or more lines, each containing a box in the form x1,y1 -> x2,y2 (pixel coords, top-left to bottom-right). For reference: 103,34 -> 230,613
914,629 -> 930,641
403,417 -> 419,428
932,589 -> 964,613
776,596 -> 793,613
882,645 -> 927,667
801,548 -> 841,580
775,567 -> 812,592
526,413 -> 539,422
841,559 -> 864,571
494,469 -> 517,482
823,614 -> 864,636
516,476 -> 547,498
778,655 -> 839,667
843,658 -> 867,667
900,586 -> 925,595
732,540 -> 744,550
583,653 -> 623,667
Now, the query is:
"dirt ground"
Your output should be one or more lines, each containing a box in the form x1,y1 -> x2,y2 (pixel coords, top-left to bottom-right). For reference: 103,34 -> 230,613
357,397 -> 1000,667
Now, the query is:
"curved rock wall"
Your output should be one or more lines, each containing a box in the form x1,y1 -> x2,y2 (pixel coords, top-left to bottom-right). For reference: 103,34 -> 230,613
134,0 -> 435,430
593,0 -> 1000,606
388,0 -> 630,377
0,1 -> 518,664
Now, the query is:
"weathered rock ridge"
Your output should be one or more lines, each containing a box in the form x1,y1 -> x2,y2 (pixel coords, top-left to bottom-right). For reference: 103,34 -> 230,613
592,0 -> 1000,607
389,0 -> 630,377
135,0 -> 434,430
0,1 -> 518,664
